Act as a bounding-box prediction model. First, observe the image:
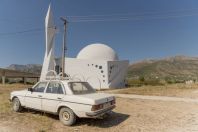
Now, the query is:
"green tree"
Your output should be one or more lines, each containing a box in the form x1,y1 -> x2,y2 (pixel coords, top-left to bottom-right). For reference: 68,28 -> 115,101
139,76 -> 145,82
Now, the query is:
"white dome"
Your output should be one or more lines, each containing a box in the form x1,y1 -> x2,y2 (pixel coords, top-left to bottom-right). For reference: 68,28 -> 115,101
77,43 -> 119,61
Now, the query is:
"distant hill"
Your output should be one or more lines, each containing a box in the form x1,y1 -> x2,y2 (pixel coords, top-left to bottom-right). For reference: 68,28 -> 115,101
6,55 -> 198,81
127,56 -> 198,81
7,64 -> 42,75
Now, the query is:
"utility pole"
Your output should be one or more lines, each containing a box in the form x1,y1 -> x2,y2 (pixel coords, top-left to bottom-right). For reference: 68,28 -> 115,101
60,17 -> 68,79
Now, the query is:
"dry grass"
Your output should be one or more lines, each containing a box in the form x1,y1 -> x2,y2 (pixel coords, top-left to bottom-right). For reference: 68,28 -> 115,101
0,84 -> 129,131
0,84 -> 31,113
0,84 -> 55,132
1,84 -> 198,131
106,83 -> 198,98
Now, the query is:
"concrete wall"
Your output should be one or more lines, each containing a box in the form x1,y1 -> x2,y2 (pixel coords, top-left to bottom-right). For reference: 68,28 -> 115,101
107,60 -> 129,88
55,58 -> 128,89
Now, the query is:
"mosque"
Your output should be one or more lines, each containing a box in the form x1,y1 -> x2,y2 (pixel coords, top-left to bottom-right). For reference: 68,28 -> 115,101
40,5 -> 129,89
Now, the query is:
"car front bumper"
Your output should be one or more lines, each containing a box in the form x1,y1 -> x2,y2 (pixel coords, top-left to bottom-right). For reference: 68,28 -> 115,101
85,105 -> 115,117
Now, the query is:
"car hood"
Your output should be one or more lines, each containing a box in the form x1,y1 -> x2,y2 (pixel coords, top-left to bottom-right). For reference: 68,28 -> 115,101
65,93 -> 114,105
11,89 -> 28,96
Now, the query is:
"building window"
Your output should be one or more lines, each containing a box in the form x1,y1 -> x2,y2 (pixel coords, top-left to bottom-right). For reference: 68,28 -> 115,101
95,65 -> 98,68
101,70 -> 104,73
99,66 -> 102,69
103,80 -> 105,82
88,64 -> 89,66
103,75 -> 105,78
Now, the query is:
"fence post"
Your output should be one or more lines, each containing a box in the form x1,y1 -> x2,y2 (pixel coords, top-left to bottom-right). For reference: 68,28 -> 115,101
2,76 -> 5,84
22,77 -> 27,84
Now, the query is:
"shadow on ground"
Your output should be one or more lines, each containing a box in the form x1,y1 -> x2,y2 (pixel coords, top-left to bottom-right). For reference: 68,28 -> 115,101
22,109 -> 59,119
75,111 -> 129,128
21,109 -> 129,128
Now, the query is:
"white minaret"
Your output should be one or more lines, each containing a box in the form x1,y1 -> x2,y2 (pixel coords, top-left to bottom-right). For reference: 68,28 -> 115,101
40,4 -> 56,81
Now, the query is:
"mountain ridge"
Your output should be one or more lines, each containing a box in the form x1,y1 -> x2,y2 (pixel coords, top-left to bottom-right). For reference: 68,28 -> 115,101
128,55 -> 198,81
5,55 -> 198,81
7,64 -> 42,75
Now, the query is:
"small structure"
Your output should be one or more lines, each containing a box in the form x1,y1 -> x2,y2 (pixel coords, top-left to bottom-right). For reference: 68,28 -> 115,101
185,80 -> 194,85
40,5 -> 129,89
0,68 -> 39,84
55,44 -> 129,89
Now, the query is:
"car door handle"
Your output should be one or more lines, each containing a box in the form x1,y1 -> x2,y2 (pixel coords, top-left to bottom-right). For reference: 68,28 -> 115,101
38,95 -> 42,98
57,97 -> 62,100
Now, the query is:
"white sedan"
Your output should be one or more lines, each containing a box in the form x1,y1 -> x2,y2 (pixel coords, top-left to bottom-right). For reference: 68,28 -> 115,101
10,80 -> 116,126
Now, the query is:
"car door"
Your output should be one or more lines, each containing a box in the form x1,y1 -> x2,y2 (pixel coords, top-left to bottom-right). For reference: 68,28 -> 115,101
25,82 -> 48,110
42,81 -> 65,113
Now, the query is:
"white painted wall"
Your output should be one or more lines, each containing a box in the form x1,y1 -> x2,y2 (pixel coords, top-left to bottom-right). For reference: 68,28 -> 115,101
55,58 -> 129,89
107,61 -> 129,88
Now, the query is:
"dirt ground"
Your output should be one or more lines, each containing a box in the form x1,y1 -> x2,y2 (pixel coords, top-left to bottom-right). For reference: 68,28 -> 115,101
105,83 -> 198,99
1,84 -> 198,132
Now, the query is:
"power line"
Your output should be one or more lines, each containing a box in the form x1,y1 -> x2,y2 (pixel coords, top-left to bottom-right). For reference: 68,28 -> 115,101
68,13 -> 198,22
0,28 -> 43,36
1,8 -> 198,37
0,26 -> 57,37
1,8 -> 198,24
68,8 -> 198,18
66,8 -> 198,22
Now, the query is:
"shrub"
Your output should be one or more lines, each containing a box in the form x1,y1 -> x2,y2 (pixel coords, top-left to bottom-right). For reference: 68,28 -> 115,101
165,77 -> 176,84
139,76 -> 145,82
127,79 -> 144,87
127,78 -> 164,87
144,79 -> 164,86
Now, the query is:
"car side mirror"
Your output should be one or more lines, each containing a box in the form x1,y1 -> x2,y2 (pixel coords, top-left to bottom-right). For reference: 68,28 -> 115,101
28,88 -> 33,92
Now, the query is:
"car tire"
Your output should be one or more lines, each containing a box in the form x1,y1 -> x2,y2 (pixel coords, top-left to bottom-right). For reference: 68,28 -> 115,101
59,107 -> 77,126
12,97 -> 23,112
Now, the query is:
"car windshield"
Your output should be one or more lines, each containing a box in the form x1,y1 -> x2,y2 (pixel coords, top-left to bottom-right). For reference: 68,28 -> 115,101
68,82 -> 96,95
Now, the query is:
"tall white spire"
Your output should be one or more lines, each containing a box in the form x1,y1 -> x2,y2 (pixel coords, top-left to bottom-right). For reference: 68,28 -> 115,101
40,4 -> 56,81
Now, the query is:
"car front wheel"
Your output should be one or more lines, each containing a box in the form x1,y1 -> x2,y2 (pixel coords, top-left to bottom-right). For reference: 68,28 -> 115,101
59,107 -> 77,126
12,97 -> 23,112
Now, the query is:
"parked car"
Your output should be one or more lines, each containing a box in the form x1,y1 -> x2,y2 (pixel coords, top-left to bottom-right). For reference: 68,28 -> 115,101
10,80 -> 116,126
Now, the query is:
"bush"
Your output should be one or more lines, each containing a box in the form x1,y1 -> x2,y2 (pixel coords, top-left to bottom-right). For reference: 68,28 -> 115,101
144,79 -> 164,86
165,77 -> 176,84
127,78 -> 164,87
175,80 -> 185,83
139,76 -> 145,82
127,79 -> 144,87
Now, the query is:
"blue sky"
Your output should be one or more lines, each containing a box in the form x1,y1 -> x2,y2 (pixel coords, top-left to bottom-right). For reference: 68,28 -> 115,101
1,0 -> 198,67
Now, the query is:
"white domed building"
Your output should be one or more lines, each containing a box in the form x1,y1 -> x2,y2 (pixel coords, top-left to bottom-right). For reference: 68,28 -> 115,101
41,6 -> 129,89
54,43 -> 129,89
77,44 -> 119,61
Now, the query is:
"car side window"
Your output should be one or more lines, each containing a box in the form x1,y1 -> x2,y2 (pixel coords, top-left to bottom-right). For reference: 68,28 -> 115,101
46,82 -> 64,94
33,82 -> 47,93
